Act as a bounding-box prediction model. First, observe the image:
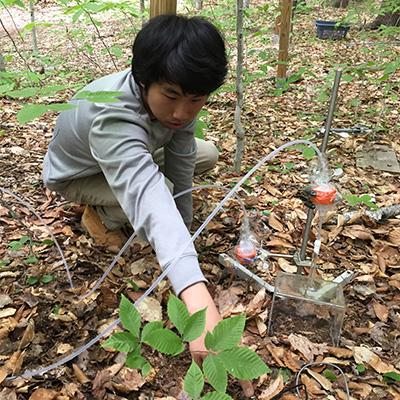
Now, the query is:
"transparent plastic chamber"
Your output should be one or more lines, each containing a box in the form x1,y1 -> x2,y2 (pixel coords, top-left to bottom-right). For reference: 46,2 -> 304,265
268,273 -> 345,346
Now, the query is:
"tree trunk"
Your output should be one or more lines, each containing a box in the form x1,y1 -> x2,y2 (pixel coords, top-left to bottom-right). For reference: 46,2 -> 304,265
234,0 -> 245,173
366,11 -> 400,29
331,0 -> 349,8
140,0 -> 146,26
195,0 -> 203,10
0,53 -> 5,71
29,0 -> 39,53
150,0 -> 176,18
276,0 -> 292,80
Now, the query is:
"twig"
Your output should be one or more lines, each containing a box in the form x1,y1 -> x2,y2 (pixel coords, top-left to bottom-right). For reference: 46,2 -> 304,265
0,0 -> 25,42
65,26 -> 105,73
0,16 -> 32,72
75,0 -> 118,70
343,204 -> 400,224
234,0 -> 245,173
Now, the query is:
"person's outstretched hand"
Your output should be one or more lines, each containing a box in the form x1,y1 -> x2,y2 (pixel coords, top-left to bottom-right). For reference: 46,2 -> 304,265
180,282 -> 255,397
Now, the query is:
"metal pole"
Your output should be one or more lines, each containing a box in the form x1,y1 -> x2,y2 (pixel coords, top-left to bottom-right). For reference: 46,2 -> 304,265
298,70 -> 342,267
321,69 -> 342,153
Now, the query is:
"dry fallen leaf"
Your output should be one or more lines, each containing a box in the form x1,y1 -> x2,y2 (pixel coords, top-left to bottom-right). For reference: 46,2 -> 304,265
348,381 -> 372,398
246,288 -> 266,316
288,334 -> 328,362
300,374 -> 326,396
268,214 -> 285,232
266,340 -> 285,367
216,287 -> 240,318
28,388 -> 58,400
112,367 -> 149,393
277,257 -> 297,273
307,369 -> 333,391
259,375 -> 284,400
283,349 -> 302,372
353,346 -> 398,373
92,370 -> 112,400
19,319 -> 35,349
136,296 -> 162,322
72,364 -> 90,384
371,300 -> 389,322
0,308 -> 17,318
327,347 -> 354,358
388,227 -> 400,245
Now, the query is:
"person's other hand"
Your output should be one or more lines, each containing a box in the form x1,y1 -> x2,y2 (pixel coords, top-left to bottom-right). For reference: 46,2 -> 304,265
180,282 -> 255,397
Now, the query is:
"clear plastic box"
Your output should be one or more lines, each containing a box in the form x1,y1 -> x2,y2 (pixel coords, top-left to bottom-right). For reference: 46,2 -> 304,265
268,272 -> 346,346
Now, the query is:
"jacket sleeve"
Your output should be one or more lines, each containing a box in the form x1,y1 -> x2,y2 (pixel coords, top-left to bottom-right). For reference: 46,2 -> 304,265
89,107 -> 206,295
164,122 -> 196,229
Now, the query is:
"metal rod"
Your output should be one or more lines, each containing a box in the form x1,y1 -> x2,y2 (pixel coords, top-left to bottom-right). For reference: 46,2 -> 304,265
321,69 -> 342,153
298,69 -> 342,268
299,208 -> 314,261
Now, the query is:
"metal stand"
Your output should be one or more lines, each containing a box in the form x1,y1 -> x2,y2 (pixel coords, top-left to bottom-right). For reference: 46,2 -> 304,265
296,69 -> 342,272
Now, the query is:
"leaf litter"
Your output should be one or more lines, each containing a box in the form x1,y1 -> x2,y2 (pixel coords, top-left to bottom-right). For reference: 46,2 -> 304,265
0,0 -> 400,399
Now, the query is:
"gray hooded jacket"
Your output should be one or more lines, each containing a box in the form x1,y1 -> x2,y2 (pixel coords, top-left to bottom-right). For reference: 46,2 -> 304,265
43,69 -> 206,295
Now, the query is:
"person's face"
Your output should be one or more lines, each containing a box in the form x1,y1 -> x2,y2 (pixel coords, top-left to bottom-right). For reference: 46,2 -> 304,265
143,82 -> 207,129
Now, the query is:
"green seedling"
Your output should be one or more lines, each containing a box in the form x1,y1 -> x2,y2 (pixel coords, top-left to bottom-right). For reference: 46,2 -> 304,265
383,371 -> 400,383
343,194 -> 378,211
27,274 -> 54,286
103,294 -> 270,398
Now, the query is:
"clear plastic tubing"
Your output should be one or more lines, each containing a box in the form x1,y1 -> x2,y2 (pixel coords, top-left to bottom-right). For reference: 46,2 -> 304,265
80,184 -> 247,301
0,187 -> 74,289
8,139 -> 325,380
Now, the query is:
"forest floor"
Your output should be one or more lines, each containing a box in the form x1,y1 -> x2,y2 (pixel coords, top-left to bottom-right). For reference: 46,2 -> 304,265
0,0 -> 400,399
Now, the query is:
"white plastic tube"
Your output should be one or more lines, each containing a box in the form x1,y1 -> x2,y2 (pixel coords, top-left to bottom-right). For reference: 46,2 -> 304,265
80,183 -> 247,301
8,139 -> 326,380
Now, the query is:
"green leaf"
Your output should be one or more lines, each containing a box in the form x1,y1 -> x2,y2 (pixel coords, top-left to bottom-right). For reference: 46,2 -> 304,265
323,369 -> 337,381
142,328 -> 184,355
383,371 -> 400,382
47,103 -> 76,112
9,236 -> 29,250
38,85 -> 66,95
126,350 -> 147,370
102,332 -> 138,353
7,87 -> 38,98
205,315 -> 246,351
203,354 -> 227,393
110,45 -> 123,58
183,308 -> 206,342
0,83 -> 15,94
201,393 -> 233,400
119,294 -> 141,337
141,321 -> 164,342
40,274 -> 54,284
184,360 -> 204,399
17,104 -> 47,124
356,364 -> 366,373
167,294 -> 190,335
141,361 -> 152,377
218,347 -> 270,380
24,256 -> 39,265
27,276 -> 39,285
302,147 -> 316,160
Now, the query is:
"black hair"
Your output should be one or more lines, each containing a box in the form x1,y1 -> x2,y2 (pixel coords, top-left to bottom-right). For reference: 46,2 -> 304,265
132,14 -> 228,96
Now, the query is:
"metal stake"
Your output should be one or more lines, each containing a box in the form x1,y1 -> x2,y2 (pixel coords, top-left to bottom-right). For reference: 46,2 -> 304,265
297,69 -> 342,270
